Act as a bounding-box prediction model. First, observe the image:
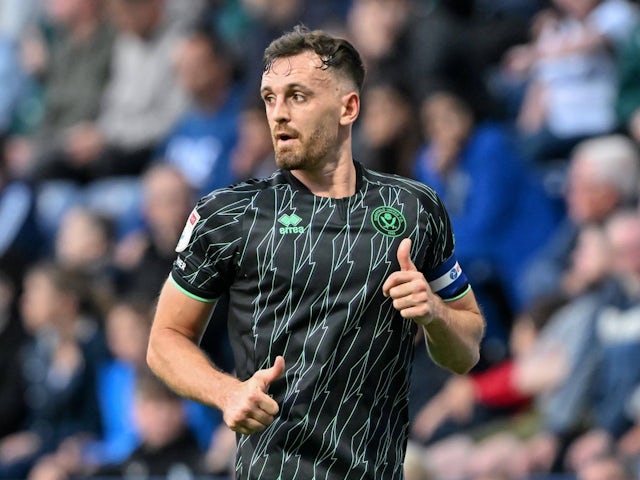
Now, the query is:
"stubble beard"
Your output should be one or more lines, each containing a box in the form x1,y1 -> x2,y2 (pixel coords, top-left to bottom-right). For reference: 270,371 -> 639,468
275,127 -> 336,172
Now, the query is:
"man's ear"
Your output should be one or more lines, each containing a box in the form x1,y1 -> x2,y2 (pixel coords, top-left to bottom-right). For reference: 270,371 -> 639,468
340,92 -> 360,126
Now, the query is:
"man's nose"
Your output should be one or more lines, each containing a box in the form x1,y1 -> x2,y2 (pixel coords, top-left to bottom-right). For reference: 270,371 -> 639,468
272,97 -> 291,122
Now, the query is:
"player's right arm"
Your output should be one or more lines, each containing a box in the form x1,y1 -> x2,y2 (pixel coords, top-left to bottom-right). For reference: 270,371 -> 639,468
147,278 -> 284,435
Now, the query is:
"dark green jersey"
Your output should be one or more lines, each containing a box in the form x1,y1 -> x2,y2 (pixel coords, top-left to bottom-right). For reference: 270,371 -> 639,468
171,162 -> 469,480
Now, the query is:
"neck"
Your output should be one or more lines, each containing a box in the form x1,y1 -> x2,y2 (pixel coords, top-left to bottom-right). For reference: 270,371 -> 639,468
290,151 -> 356,198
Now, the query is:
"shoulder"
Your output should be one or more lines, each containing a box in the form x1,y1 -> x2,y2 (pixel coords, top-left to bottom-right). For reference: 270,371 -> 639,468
195,171 -> 284,215
362,166 -> 442,207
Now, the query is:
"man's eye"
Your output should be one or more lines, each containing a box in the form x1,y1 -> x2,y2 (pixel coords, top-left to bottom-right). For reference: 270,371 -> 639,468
292,93 -> 305,102
263,95 -> 275,104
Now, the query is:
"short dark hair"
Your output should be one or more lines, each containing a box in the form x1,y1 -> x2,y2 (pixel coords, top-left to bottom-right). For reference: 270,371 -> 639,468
263,25 -> 365,92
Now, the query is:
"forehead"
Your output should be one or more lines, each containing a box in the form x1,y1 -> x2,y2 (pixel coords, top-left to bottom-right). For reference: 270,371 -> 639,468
261,51 -> 334,90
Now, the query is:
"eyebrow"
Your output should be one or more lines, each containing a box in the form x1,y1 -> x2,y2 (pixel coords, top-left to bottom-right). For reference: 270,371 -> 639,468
260,83 -> 313,94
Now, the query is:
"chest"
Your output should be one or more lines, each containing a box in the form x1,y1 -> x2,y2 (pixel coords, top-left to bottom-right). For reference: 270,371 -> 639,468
236,192 -> 425,293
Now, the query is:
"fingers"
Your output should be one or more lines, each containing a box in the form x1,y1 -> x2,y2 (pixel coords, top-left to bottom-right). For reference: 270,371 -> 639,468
256,393 -> 280,416
233,417 -> 272,436
224,358 -> 285,435
382,271 -> 423,297
224,390 -> 279,435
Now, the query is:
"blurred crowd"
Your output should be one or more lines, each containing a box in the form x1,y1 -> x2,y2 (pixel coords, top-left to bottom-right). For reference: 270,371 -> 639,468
2,0 -> 640,479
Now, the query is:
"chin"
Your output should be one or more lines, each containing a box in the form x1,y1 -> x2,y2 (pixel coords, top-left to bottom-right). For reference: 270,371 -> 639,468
276,155 -> 305,171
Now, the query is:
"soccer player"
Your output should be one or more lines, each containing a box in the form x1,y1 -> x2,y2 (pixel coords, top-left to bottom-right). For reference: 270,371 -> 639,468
147,26 -> 485,479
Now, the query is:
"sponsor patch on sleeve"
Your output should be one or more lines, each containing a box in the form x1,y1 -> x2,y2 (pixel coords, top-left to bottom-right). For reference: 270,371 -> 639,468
175,208 -> 200,252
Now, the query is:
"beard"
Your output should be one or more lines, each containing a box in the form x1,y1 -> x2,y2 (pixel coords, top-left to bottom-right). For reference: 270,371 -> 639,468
274,125 -> 337,171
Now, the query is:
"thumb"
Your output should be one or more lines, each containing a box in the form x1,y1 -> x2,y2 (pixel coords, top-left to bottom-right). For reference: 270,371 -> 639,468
397,238 -> 417,271
253,355 -> 285,391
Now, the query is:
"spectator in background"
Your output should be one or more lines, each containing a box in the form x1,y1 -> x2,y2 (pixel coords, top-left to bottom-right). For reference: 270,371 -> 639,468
159,27 -> 244,196
399,0 -> 501,119
0,262 -> 106,480
27,298 -> 149,480
36,0 -> 188,183
235,0 -> 346,98
344,0 -> 411,86
229,98 -> 276,180
34,368 -> 215,480
352,76 -> 421,178
114,163 -> 194,302
503,0 -> 639,165
563,211 -> 640,473
89,370 -> 207,479
5,0 -> 114,181
414,90 -> 560,363
53,206 -> 116,316
408,294 -> 567,450
405,223 -> 620,479
520,134 -> 640,307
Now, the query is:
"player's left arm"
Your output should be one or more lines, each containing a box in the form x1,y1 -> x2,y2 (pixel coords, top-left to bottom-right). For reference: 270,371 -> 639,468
421,287 -> 484,374
382,238 -> 485,374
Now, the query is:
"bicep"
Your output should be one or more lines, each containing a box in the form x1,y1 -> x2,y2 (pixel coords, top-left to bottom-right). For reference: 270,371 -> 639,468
152,277 -> 218,344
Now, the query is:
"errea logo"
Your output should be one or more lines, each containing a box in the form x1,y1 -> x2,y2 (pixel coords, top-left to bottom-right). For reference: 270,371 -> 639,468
278,213 -> 305,234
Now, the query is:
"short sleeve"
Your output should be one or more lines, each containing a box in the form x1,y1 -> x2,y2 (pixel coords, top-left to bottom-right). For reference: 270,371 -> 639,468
421,193 -> 470,302
171,192 -> 246,302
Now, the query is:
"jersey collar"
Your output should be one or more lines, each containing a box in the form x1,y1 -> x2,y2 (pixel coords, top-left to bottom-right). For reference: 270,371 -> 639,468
281,161 -> 364,197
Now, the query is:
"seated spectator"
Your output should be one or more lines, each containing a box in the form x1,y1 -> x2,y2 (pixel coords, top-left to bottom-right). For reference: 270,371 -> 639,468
28,298 -> 151,480
52,206 -> 117,312
408,294 -> 567,448
89,370 -> 207,479
32,0 -> 188,183
345,0 -> 411,87
405,222 -> 620,479
352,76 -> 420,178
519,134 -> 640,306
0,262 -> 106,480
414,90 -> 560,360
159,26 -> 244,196
502,0 -> 639,164
229,97 -> 276,180
5,0 -> 114,181
562,211 -> 640,473
114,163 -> 194,302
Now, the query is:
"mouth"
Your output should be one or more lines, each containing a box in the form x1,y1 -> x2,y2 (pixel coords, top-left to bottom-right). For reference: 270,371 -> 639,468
275,131 -> 298,144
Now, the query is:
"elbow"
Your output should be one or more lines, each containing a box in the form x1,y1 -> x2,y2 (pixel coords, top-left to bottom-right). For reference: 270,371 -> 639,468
146,334 -> 162,376
450,350 -> 480,375
445,345 -> 481,375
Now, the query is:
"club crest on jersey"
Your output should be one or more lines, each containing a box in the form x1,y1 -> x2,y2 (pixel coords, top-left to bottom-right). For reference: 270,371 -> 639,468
176,209 -> 200,252
371,206 -> 406,237
278,213 -> 305,234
